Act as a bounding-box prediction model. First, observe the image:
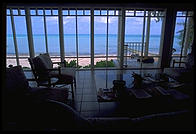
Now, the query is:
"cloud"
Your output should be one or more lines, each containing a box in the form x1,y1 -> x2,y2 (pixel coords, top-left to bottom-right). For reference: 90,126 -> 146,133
45,16 -> 77,25
132,18 -> 143,24
63,16 -> 75,24
94,17 -> 117,24
45,16 -> 117,25
46,17 -> 58,24
77,17 -> 90,22
126,17 -> 160,25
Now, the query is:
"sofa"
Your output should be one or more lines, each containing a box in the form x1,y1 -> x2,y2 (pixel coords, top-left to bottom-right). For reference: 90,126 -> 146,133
4,65 -> 91,131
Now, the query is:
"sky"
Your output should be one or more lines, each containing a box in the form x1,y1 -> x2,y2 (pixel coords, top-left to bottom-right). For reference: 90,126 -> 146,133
6,10 -> 185,35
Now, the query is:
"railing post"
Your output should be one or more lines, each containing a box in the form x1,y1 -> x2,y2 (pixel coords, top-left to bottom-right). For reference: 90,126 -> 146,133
124,44 -> 128,67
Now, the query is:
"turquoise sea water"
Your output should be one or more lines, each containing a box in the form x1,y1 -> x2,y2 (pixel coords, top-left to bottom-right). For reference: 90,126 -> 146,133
6,34 -> 181,55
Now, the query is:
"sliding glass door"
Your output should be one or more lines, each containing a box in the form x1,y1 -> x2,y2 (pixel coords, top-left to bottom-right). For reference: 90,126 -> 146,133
124,9 -> 165,69
172,11 -> 194,67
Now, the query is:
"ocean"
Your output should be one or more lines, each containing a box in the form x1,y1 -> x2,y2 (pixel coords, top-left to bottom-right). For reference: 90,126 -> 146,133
6,34 -> 181,56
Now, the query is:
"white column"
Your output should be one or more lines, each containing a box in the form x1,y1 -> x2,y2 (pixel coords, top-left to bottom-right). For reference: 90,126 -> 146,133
75,12 -> 79,68
25,8 -> 35,58
144,11 -> 151,57
10,9 -> 19,65
119,9 -> 125,69
106,9 -> 109,67
141,10 -> 146,68
43,9 -> 49,53
117,10 -> 122,64
58,7 -> 65,63
158,11 -> 166,68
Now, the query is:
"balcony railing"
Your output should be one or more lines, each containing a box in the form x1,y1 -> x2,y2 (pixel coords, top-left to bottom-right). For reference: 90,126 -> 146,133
123,42 -> 160,67
124,42 -> 144,57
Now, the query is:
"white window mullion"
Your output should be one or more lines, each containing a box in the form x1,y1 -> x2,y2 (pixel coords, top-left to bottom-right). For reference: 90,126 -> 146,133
51,8 -> 53,15
75,10 -> 79,68
25,7 -> 35,58
90,9 -> 94,70
17,8 -> 21,15
35,8 -> 38,15
106,9 -> 109,68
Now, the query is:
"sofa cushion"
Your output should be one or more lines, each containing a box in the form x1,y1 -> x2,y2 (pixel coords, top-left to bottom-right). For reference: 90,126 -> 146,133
6,65 -> 29,95
86,110 -> 191,131
28,87 -> 69,103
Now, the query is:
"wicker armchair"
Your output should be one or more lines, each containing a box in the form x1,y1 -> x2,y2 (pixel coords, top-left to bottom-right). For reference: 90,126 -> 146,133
28,53 -> 76,99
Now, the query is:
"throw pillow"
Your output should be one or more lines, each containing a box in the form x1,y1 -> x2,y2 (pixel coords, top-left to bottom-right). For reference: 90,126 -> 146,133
6,65 -> 30,95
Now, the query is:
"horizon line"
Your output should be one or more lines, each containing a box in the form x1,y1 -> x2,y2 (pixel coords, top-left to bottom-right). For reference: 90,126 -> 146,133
6,33 -> 165,36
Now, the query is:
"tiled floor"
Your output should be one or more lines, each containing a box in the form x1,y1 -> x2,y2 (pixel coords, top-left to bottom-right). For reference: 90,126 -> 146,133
24,69 -> 163,118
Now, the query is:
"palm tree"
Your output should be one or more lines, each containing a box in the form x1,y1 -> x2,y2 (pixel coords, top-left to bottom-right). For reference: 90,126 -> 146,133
176,13 -> 194,53
154,11 -> 194,54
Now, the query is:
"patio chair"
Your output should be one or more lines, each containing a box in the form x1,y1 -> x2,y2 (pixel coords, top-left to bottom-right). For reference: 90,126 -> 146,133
28,53 -> 76,99
28,57 -> 59,87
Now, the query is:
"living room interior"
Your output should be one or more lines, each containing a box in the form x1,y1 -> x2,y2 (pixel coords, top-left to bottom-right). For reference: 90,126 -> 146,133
2,1 -> 195,131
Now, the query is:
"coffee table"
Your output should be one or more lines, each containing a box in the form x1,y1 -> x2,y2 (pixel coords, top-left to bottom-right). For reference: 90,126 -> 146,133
97,72 -> 191,117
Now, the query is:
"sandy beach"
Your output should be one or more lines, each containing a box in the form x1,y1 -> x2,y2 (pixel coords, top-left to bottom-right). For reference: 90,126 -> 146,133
7,53 -> 181,69
6,54 -> 118,68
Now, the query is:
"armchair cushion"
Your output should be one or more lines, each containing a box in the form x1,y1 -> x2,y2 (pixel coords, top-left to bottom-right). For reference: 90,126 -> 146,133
49,68 -> 76,78
32,56 -> 46,70
39,53 -> 53,69
32,56 -> 50,77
